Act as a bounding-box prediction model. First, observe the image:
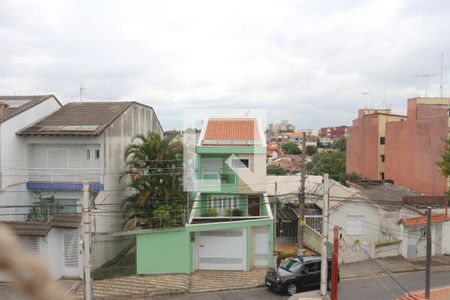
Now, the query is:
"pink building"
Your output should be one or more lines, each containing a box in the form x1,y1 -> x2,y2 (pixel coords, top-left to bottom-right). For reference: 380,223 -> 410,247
347,109 -> 406,180
320,126 -> 348,139
385,98 -> 450,196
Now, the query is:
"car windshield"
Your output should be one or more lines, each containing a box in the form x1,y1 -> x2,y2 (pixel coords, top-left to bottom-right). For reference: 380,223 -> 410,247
280,258 -> 302,273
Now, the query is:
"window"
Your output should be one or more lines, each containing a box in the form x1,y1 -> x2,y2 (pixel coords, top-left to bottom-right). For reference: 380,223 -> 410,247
380,137 -> 385,145
232,158 -> 249,168
380,155 -> 385,163
47,148 -> 68,168
280,258 -> 302,273
94,148 -> 100,160
347,215 -> 364,235
207,195 -> 239,211
380,172 -> 385,180
304,262 -> 320,273
43,198 -> 77,215
86,149 -> 91,160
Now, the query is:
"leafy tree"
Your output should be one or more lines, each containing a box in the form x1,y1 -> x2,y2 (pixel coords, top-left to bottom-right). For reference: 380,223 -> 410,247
306,151 -> 347,183
267,165 -> 288,175
122,131 -> 185,229
335,137 -> 347,152
27,194 -> 60,222
306,145 -> 318,156
437,138 -> 450,204
282,142 -> 301,155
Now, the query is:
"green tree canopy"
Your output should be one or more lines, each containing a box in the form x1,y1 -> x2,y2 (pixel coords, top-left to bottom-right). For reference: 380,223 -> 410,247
437,138 -> 450,202
306,145 -> 318,156
282,142 -> 301,155
306,151 -> 347,183
122,131 -> 185,229
267,165 -> 288,175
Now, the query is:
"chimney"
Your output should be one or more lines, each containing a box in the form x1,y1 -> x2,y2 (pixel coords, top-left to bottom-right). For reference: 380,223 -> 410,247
0,102 -> 9,119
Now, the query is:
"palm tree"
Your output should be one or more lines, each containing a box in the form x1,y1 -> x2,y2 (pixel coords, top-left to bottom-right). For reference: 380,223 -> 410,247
122,131 -> 184,229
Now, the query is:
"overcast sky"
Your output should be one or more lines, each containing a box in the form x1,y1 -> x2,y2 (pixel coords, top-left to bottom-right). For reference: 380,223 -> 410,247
1,0 -> 450,130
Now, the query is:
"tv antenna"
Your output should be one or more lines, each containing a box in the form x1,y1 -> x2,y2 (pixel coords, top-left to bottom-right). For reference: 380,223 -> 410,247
415,74 -> 437,97
440,53 -> 444,98
361,92 -> 369,108
80,87 -> 85,102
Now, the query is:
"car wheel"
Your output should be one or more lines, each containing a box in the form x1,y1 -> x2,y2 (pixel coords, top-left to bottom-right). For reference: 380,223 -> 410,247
286,282 -> 297,296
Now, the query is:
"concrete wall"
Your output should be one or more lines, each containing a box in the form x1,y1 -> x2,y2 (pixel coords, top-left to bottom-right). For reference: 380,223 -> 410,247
385,99 -> 448,195
443,221 -> 450,254
329,201 -> 381,243
347,114 -> 381,180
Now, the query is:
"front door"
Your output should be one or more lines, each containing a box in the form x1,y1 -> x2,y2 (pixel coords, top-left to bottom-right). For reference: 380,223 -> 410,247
248,195 -> 260,216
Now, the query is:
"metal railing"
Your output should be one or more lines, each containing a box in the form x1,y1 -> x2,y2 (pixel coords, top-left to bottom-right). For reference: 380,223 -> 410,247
28,168 -> 103,183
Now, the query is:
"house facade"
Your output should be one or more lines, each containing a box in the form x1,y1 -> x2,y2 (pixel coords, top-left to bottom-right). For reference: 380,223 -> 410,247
0,95 -> 62,220
16,101 -> 163,233
0,214 -> 82,280
136,118 -> 274,274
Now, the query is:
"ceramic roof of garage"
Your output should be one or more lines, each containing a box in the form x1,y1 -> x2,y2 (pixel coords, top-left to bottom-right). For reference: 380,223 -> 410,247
0,95 -> 60,123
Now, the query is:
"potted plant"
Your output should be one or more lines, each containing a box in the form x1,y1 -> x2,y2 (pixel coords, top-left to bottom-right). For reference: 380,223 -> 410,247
206,208 -> 218,217
232,208 -> 244,216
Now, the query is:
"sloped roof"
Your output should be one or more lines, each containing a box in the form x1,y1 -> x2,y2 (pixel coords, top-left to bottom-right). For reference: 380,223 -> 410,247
351,182 -> 421,211
0,95 -> 59,123
201,118 -> 262,146
2,214 -> 81,236
17,101 -> 142,136
2,221 -> 51,236
50,214 -> 81,228
398,214 -> 449,227
402,196 -> 447,206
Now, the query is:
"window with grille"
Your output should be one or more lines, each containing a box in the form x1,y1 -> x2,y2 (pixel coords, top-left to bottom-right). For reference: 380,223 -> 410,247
64,233 -> 78,267
207,195 -> 239,211
19,236 -> 39,255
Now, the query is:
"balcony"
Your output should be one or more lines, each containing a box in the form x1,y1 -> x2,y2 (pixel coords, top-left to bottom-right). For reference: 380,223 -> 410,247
195,171 -> 238,193
28,168 -> 103,184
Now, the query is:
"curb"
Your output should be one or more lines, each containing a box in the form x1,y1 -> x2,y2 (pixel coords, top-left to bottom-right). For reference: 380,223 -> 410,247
341,266 -> 450,280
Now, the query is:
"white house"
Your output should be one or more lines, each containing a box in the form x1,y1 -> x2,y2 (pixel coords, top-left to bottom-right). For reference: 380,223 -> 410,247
1,214 -> 82,280
0,95 -> 62,220
16,101 -> 163,233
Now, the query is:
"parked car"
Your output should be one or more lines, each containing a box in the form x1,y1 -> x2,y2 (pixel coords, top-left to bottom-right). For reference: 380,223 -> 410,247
265,256 -> 339,296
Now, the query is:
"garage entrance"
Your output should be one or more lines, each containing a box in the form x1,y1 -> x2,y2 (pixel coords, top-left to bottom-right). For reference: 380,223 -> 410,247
196,229 -> 246,270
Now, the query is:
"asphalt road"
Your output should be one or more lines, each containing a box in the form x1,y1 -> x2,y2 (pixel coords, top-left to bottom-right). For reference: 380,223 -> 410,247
153,270 -> 450,300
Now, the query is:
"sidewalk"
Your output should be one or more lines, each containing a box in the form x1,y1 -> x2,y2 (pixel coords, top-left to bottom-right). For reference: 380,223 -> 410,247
70,255 -> 450,299
341,255 -> 450,279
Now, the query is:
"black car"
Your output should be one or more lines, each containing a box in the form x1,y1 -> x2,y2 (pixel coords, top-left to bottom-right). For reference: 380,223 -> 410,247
265,256 -> 339,296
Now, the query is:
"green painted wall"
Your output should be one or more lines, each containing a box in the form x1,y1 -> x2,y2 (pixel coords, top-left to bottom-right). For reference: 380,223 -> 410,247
136,219 -> 275,275
136,229 -> 191,274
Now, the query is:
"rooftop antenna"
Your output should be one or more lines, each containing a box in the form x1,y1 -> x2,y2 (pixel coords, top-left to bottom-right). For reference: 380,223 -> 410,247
384,87 -> 387,108
80,87 -> 85,102
415,74 -> 437,97
441,52 -> 444,98
361,92 -> 369,109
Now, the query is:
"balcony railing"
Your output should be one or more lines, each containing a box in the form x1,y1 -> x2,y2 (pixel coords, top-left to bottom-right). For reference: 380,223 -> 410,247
28,168 -> 103,183
196,172 -> 237,184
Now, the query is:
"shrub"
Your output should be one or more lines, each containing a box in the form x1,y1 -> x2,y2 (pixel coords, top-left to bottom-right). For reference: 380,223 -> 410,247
206,208 -> 218,217
375,240 -> 400,248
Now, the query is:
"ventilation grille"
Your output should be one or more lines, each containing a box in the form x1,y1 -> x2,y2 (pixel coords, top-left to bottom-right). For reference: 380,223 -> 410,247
199,258 -> 243,264
64,233 -> 78,267
19,236 -> 39,255
200,230 -> 243,237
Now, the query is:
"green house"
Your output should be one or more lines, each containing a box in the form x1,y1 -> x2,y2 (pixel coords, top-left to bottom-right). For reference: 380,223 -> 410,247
136,118 -> 274,274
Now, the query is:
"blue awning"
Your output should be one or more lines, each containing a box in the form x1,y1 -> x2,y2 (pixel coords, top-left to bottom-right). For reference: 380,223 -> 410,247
27,182 -> 104,191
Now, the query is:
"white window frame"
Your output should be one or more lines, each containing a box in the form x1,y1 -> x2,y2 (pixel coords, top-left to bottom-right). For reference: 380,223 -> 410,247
231,158 -> 250,168
207,195 -> 239,211
347,215 -> 364,235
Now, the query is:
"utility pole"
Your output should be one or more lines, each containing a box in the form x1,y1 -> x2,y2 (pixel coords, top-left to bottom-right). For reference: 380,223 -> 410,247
274,181 -> 278,247
441,53 -> 444,98
82,182 -> 93,300
425,206 -> 432,300
331,226 -> 340,300
320,173 -> 330,296
297,132 -> 307,256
